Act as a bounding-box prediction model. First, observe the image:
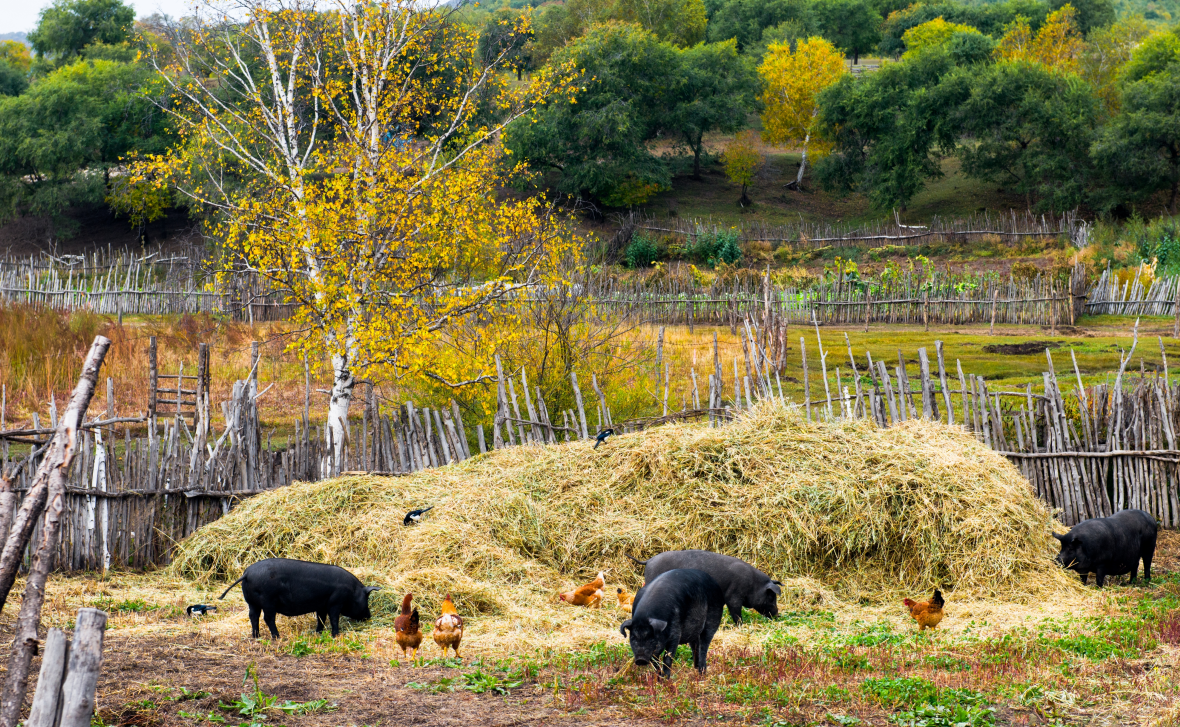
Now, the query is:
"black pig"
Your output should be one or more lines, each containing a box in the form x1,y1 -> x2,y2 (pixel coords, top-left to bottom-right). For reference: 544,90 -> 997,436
620,568 -> 724,677
219,558 -> 381,638
1053,509 -> 1158,587
630,549 -> 781,624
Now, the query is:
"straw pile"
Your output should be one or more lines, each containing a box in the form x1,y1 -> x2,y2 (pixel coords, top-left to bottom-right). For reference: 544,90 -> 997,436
172,404 -> 1080,628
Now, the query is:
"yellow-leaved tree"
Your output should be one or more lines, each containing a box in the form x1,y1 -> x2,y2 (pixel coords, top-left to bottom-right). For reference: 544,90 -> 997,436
128,0 -> 580,462
1082,16 -> 1152,112
901,17 -> 982,58
758,36 -> 846,190
996,4 -> 1084,72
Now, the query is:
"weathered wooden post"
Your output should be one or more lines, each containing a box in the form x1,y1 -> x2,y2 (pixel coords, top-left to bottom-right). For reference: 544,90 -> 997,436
0,338 -> 110,727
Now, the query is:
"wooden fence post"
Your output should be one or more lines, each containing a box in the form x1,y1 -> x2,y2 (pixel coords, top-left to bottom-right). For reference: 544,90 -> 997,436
25,629 -> 67,727
57,608 -> 107,727
0,338 -> 110,727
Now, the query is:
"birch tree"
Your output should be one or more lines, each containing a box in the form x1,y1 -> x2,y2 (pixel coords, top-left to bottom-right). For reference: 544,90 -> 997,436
131,0 -> 578,463
758,36 -> 846,189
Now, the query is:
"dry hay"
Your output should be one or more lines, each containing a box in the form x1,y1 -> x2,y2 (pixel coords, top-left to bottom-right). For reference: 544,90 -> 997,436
171,404 -> 1085,642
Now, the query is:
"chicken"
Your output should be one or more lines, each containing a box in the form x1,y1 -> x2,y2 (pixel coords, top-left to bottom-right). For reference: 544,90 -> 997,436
433,593 -> 464,659
616,587 -> 634,613
394,593 -> 422,661
903,589 -> 945,630
558,571 -> 606,608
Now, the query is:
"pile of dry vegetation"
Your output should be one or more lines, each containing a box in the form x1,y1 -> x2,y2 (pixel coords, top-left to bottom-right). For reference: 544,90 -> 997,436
172,404 -> 1080,627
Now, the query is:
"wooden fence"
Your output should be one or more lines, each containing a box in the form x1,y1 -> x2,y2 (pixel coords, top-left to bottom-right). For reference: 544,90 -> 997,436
2,316 -> 1179,569
582,264 -> 1088,330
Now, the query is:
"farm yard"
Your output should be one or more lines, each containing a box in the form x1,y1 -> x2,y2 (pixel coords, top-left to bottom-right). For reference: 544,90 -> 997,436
6,0 -> 1180,721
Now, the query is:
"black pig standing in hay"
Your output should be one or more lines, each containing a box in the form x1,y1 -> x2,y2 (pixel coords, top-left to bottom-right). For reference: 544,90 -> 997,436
630,549 -> 781,625
1053,509 -> 1158,588
219,557 -> 381,638
621,568 -> 724,677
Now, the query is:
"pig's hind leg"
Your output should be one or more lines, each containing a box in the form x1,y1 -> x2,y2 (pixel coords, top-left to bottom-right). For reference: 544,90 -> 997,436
249,606 -> 261,639
329,610 -> 341,637
263,610 -> 280,639
1143,534 -> 1157,582
315,611 -> 328,634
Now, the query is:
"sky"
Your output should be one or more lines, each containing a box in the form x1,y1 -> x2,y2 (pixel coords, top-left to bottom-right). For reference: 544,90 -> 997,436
2,0 -> 198,35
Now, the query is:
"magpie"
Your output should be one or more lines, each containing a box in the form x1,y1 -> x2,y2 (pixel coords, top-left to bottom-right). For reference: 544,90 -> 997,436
186,604 -> 217,617
594,429 -> 615,450
404,505 -> 434,526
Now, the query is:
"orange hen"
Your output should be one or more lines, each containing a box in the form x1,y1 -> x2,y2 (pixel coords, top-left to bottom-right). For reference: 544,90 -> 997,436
903,589 -> 945,630
616,587 -> 634,613
394,593 -> 422,660
433,593 -> 464,659
558,571 -> 605,608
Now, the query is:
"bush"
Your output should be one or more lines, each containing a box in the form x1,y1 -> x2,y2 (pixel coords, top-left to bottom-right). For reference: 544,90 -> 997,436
686,228 -> 742,267
625,234 -> 660,268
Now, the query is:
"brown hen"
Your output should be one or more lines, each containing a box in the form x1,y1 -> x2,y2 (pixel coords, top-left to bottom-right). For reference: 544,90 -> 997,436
903,589 -> 945,630
433,593 -> 464,659
558,571 -> 605,608
394,593 -> 422,660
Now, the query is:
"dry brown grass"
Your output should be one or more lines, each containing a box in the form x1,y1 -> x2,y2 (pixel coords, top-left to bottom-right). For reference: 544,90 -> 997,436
168,404 -> 1088,650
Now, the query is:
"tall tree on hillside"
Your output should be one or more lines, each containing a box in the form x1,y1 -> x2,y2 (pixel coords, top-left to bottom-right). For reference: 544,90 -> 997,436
132,0 -> 580,464
901,17 -> 981,58
612,0 -> 709,46
812,0 -> 882,64
505,22 -> 678,206
759,36 -> 846,189
1092,64 -> 1180,212
0,59 -> 169,228
1081,15 -> 1151,113
1049,0 -> 1113,35
995,4 -> 1084,73
27,0 -> 133,60
706,0 -> 815,50
814,45 -> 962,209
955,60 -> 1099,210
668,39 -> 757,178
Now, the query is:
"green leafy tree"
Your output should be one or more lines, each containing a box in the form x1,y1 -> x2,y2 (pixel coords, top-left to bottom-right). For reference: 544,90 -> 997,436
0,58 -> 171,228
815,46 -> 962,209
878,0 -> 1048,57
478,10 -> 534,80
1049,0 -> 1113,34
1119,28 -> 1180,84
1092,66 -> 1180,212
612,0 -> 709,46
27,0 -> 134,60
0,62 -> 26,96
669,39 -> 757,178
813,0 -> 883,64
505,23 -> 677,206
706,0 -> 816,50
954,61 -> 1099,210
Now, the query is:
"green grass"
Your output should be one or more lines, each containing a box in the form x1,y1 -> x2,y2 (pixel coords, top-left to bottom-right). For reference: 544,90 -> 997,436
643,154 -> 1030,229
524,574 -> 1180,724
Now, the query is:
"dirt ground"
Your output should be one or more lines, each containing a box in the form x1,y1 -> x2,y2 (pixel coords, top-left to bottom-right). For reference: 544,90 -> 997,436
0,535 -> 1175,726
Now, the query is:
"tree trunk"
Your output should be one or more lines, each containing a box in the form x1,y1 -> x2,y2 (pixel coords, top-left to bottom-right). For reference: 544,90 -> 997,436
786,133 -> 810,191
1170,174 -> 1177,215
328,352 -> 355,468
692,134 -> 704,180
739,184 -> 751,207
853,51 -> 859,65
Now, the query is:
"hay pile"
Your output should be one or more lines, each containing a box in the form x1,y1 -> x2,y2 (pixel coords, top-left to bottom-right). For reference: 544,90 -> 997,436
172,404 -> 1080,629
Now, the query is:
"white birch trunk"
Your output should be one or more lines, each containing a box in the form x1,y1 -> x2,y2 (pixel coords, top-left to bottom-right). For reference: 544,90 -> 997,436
328,351 -> 355,467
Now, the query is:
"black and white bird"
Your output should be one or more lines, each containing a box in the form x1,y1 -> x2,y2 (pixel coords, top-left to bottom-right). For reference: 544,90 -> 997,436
594,429 -> 615,450
186,604 -> 217,617
404,505 -> 434,526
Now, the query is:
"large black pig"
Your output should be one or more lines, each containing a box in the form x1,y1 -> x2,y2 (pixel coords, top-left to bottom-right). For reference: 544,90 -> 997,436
620,568 -> 724,677
219,558 -> 381,638
630,549 -> 781,624
1053,509 -> 1158,587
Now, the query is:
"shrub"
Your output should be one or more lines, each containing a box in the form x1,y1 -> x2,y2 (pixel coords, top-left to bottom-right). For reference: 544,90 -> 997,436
687,227 -> 742,267
625,234 -> 660,268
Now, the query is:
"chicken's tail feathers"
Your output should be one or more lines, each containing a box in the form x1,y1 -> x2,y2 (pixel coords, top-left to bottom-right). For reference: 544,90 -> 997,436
218,576 -> 246,600
932,589 -> 945,607
626,553 -> 648,567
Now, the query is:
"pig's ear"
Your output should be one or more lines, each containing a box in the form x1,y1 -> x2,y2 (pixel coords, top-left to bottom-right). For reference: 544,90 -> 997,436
619,619 -> 633,637
648,618 -> 667,633
1051,532 -> 1065,541
767,582 -> 782,596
